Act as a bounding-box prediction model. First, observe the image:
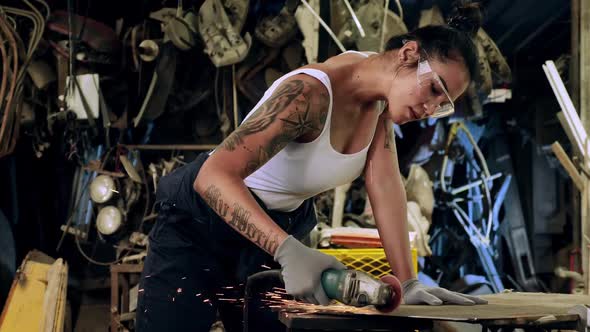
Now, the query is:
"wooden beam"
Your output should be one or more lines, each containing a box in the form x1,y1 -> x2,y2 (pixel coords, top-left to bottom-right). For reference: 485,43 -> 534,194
551,142 -> 584,191
571,0 -> 580,112
557,112 -> 583,157
582,0 -> 590,132
544,62 -> 587,156
579,0 -> 590,295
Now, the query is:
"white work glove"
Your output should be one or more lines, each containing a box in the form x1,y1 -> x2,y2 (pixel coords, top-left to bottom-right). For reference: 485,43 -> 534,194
402,278 -> 488,305
274,235 -> 346,305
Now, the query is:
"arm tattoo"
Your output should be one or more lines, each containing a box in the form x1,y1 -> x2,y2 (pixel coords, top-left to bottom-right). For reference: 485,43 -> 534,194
222,80 -> 305,151
240,89 -> 329,176
203,185 -> 230,217
202,185 -> 281,254
229,203 -> 280,254
279,93 -> 319,136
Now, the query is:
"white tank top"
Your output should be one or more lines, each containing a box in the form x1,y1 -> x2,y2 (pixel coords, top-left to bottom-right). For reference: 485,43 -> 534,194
242,51 -> 383,211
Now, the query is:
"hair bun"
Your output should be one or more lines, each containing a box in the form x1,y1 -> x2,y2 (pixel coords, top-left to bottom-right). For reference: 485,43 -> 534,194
447,1 -> 482,36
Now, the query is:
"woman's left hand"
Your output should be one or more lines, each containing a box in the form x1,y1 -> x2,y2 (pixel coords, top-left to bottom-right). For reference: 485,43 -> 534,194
402,278 -> 488,305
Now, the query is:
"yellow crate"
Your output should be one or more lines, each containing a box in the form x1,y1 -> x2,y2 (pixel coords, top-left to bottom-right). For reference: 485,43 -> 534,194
319,248 -> 418,278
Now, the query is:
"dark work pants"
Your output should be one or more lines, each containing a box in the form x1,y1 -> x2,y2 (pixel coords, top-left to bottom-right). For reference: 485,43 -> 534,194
136,153 -> 317,332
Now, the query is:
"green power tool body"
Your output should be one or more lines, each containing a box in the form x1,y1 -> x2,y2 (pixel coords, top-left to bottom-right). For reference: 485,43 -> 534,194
321,269 -> 403,312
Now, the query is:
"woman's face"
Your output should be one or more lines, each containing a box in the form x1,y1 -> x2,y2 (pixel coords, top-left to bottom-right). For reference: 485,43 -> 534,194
386,44 -> 470,124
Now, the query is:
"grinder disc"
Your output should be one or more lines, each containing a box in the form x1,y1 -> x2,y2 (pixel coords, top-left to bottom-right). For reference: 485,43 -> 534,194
376,275 -> 402,313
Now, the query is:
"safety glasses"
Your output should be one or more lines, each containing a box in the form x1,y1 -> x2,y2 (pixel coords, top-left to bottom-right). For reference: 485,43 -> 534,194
416,57 -> 455,118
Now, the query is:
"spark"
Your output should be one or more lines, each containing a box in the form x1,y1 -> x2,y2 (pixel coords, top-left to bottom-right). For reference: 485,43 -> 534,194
261,264 -> 271,269
181,276 -> 187,280
145,275 -> 152,278
172,297 -> 175,302
196,293 -> 202,297
215,293 -> 224,296
222,286 -> 234,289
138,289 -> 144,293
177,288 -> 183,293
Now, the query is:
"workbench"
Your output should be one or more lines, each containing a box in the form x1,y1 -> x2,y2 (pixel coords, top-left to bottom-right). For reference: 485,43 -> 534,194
277,293 -> 590,332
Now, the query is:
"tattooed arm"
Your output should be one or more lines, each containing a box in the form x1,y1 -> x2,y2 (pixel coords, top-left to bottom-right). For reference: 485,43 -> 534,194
194,75 -> 330,256
364,114 -> 415,282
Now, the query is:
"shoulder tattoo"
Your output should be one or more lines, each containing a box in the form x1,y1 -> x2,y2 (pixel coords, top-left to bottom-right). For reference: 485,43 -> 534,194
222,80 -> 305,151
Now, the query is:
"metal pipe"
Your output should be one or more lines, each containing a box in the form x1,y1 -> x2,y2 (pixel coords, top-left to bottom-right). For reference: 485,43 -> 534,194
342,0 -> 365,38
0,16 -> 19,155
300,0 -> 346,53
0,24 -> 9,117
555,267 -> 584,283
450,173 -> 502,195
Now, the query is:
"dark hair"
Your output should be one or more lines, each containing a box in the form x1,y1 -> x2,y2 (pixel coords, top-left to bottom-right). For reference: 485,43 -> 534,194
385,1 -> 482,82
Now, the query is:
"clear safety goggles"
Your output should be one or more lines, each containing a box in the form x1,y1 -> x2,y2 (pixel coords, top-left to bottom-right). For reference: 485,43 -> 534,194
417,57 -> 455,118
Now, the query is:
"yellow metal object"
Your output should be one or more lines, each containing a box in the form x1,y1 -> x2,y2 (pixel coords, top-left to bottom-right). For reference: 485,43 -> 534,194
0,251 -> 68,332
320,248 -> 418,278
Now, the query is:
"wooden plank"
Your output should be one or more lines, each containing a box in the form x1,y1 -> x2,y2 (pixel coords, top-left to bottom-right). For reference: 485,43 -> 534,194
544,63 -> 587,156
41,259 -> 62,332
558,112 -> 584,158
0,252 -> 60,332
110,263 -> 144,274
581,0 -> 590,132
111,269 -> 119,332
55,262 -> 68,332
584,176 -> 590,293
570,0 -> 583,294
571,0 -> 580,111
278,293 -> 590,322
551,141 -> 585,191
279,312 -> 432,331
581,0 -> 590,296
121,275 -> 130,314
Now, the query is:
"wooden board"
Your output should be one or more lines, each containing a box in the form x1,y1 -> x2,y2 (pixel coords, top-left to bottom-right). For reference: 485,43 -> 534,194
0,251 -> 68,332
279,293 -> 590,323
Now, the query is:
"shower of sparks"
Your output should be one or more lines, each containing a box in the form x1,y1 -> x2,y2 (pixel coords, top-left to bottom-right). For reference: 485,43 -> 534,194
257,287 -> 377,316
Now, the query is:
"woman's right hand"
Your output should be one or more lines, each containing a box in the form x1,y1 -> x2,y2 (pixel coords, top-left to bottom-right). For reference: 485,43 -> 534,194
274,235 -> 346,305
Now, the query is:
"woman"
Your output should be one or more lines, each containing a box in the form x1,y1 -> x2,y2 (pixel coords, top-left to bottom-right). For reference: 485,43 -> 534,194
137,4 -> 488,331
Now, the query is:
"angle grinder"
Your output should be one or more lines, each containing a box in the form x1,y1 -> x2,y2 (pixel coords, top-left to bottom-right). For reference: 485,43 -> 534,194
321,269 -> 403,312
